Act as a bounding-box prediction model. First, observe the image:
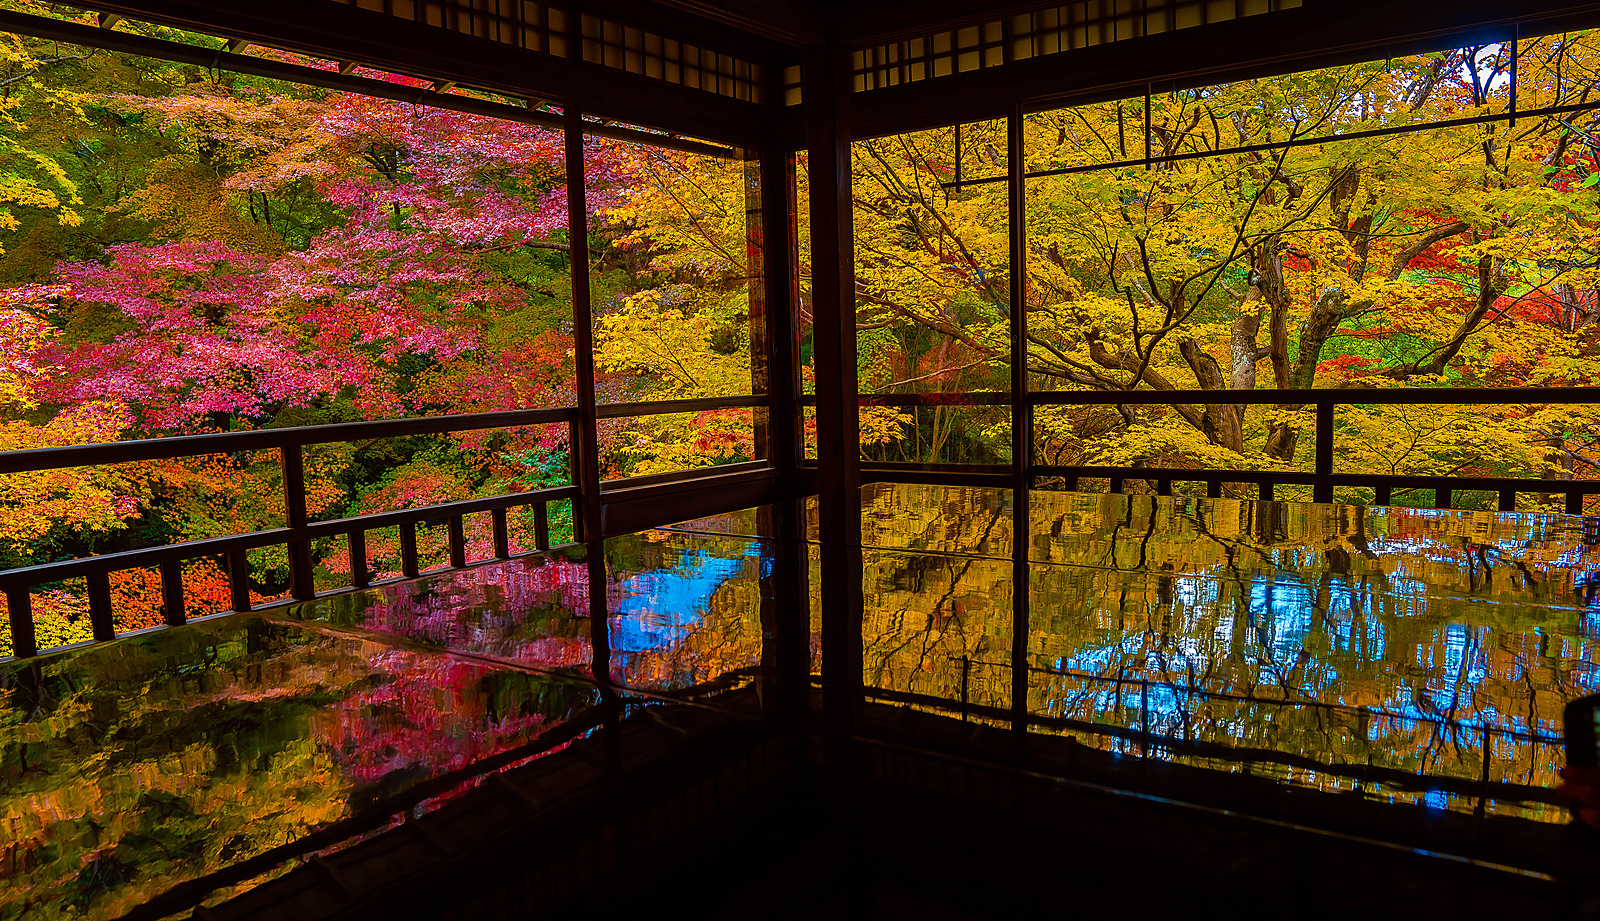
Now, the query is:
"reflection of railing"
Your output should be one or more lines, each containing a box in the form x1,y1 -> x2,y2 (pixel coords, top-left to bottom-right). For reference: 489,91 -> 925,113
933,654 -> 1564,807
0,409 -> 582,659
802,387 -> 1600,512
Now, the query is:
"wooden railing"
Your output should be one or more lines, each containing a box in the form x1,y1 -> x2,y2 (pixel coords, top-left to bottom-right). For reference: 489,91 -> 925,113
0,408 -> 582,659
803,387 -> 1600,511
1031,388 -> 1600,510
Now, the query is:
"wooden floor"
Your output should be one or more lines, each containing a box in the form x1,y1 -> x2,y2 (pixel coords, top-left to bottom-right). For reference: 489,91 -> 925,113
192,690 -> 1597,921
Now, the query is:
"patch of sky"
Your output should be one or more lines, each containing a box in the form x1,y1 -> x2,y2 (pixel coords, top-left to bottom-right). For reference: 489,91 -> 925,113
1173,575 -> 1217,609
1143,682 -> 1193,736
609,544 -> 754,653
1245,574 -> 1317,663
1054,632 -> 1149,676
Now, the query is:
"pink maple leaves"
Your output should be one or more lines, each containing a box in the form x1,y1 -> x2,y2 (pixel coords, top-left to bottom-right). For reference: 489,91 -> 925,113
42,242 -> 340,430
24,91 -> 617,432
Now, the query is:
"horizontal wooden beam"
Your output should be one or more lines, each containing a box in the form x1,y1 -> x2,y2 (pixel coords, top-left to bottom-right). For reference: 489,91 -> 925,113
599,465 -> 797,535
1030,386 -> 1600,406
847,0 -> 1600,139
55,0 -> 774,147
597,395 -> 764,419
0,407 -> 578,474
803,387 -> 1600,408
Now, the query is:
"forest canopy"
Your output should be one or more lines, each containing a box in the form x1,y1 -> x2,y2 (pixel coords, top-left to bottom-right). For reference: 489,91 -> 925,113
0,2 -> 755,649
3,5 -> 1600,647
849,37 -> 1600,489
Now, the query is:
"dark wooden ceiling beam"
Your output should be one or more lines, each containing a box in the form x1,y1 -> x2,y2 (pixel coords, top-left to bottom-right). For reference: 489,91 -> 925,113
844,0 -> 1600,140
46,1 -> 1600,150
649,0 -> 821,47
583,0 -> 808,55
58,0 -> 775,147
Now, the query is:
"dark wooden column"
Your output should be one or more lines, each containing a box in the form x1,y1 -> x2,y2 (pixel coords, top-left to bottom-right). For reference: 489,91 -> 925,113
805,44 -> 863,731
757,114 -> 811,720
566,107 -> 621,770
1008,106 -> 1031,735
565,105 -> 607,640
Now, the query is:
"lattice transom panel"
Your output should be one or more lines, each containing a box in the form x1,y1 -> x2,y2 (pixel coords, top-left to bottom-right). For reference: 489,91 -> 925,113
854,0 -> 1304,92
580,15 -> 763,102
329,0 -> 763,103
335,0 -> 570,56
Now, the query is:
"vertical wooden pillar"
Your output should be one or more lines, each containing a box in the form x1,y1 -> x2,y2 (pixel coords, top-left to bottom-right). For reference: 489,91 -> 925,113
566,107 -> 620,773
565,108 -> 604,557
1008,106 -> 1031,735
566,106 -> 609,663
759,113 -> 809,719
159,558 -> 186,626
1314,401 -> 1334,504
759,145 -> 801,475
758,498 -> 810,721
281,444 -> 315,600
805,44 -> 863,731
6,587 -> 36,659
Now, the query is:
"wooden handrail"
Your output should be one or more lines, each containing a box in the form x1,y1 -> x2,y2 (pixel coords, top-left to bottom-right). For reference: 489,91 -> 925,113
0,407 -> 579,474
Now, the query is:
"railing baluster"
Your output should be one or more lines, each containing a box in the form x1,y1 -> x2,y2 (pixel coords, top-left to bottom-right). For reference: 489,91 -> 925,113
1481,726 -> 1493,787
1140,679 -> 1151,756
1434,487 -> 1452,510
225,549 -> 252,614
1567,490 -> 1584,515
1498,490 -> 1516,512
448,515 -> 467,568
349,530 -> 369,589
568,419 -> 587,544
400,521 -> 420,579
1260,482 -> 1274,501
534,503 -> 550,551
281,445 -> 315,601
1375,484 -> 1391,506
1156,478 -> 1171,496
1110,477 -> 1124,495
1063,475 -> 1078,492
491,508 -> 511,559
159,559 -> 186,626
87,571 -> 115,642
6,587 -> 37,658
1313,402 -> 1334,503
1206,477 -> 1221,499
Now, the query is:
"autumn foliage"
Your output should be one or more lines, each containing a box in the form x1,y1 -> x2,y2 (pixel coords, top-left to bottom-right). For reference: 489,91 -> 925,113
848,39 -> 1600,491
0,8 -> 757,649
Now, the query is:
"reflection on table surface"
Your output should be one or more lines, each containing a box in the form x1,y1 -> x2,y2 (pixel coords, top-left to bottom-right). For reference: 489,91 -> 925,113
0,527 -> 774,920
6,486 -> 1596,919
862,484 -> 1600,821
0,616 -> 601,921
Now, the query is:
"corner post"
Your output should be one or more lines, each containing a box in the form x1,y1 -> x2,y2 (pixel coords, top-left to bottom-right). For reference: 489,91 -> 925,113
805,43 -> 863,732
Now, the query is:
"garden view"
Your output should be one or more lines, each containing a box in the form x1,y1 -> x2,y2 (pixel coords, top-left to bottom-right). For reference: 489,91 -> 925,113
7,9 -> 1600,648
4,6 -> 1600,917
0,3 -> 760,650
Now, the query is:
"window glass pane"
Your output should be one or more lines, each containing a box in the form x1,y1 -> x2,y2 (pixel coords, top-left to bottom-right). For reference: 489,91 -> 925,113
861,403 -> 1011,465
585,136 -> 759,404
600,409 -> 759,479
0,22 -> 576,635
1499,31 -> 1600,112
852,120 -> 1010,473
1023,96 -> 1146,172
795,152 -> 814,396
1151,45 -> 1511,159
863,548 -> 1013,712
1024,91 -> 1600,489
